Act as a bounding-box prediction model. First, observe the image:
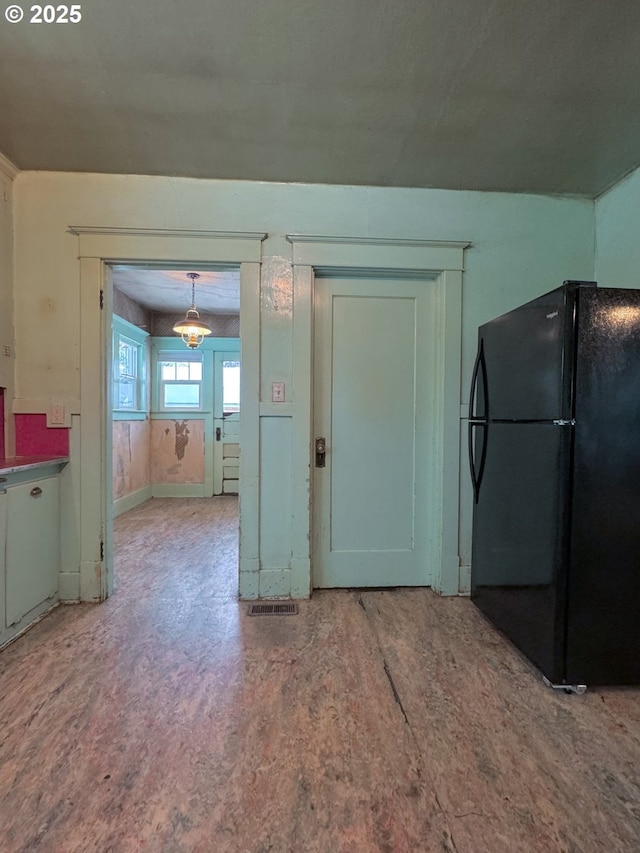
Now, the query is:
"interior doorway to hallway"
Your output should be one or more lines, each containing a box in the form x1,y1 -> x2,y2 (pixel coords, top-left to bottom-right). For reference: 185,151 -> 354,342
107,264 -> 241,594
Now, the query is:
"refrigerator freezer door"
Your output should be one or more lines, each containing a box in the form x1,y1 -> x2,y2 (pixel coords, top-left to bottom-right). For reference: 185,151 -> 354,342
479,285 -> 573,421
567,287 -> 640,685
471,422 -> 572,683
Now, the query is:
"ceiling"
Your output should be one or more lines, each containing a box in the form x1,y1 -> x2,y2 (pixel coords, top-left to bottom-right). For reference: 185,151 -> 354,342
1,1 -> 640,197
112,267 -> 240,314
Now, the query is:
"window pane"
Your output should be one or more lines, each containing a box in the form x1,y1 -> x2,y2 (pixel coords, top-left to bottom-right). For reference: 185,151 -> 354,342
119,339 -> 137,378
161,362 -> 175,381
176,362 -> 190,381
118,378 -> 137,409
190,361 -> 202,380
223,361 -> 240,413
164,383 -> 200,408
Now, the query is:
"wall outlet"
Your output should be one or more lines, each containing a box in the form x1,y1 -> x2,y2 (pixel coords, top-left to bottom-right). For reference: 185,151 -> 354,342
271,382 -> 285,403
51,400 -> 65,425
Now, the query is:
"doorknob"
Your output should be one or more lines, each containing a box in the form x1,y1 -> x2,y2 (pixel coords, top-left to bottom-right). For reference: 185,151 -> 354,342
315,437 -> 326,468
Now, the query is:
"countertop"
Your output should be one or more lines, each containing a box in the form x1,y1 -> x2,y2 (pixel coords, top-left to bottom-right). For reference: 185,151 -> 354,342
0,455 -> 70,476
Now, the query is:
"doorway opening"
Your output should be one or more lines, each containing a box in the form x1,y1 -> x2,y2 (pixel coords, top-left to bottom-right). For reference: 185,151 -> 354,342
108,264 -> 241,597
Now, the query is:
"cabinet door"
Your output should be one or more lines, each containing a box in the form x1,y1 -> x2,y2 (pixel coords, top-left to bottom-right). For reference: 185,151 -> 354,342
6,476 -> 60,627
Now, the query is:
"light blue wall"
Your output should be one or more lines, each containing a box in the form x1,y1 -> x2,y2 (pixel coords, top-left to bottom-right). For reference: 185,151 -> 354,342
13,172 -> 595,595
595,167 -> 640,289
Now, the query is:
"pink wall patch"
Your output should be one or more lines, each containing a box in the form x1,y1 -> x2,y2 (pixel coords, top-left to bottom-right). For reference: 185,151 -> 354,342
15,413 -> 69,456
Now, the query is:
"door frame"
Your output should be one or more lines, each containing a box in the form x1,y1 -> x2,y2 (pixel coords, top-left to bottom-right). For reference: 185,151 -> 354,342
72,227 -> 266,602
288,235 -> 469,596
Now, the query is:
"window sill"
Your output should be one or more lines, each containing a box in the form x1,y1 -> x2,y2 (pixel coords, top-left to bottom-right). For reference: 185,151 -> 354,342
150,410 -> 211,418
113,411 -> 148,421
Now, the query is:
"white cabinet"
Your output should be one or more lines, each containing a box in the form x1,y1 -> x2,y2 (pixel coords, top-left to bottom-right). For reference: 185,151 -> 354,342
5,476 -> 60,627
0,460 -> 65,647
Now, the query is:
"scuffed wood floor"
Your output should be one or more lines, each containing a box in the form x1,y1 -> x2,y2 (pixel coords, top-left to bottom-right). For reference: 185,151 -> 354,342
1,497 -> 639,852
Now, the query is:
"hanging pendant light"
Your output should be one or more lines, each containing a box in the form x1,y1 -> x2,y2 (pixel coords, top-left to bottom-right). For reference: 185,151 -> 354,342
173,272 -> 213,349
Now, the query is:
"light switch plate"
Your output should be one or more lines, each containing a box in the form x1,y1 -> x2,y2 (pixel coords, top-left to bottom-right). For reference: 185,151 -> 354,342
271,382 -> 285,402
51,400 -> 65,425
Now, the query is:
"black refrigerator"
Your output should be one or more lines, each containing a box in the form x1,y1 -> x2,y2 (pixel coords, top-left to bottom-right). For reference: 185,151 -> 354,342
469,280 -> 640,689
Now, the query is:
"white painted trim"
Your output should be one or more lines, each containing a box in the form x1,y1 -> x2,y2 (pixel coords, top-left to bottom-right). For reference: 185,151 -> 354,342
75,229 -> 264,602
238,262 -> 261,593
291,237 -> 468,596
287,234 -> 468,248
13,397 -> 81,413
287,235 -> 470,271
291,265 -> 313,599
13,397 -> 81,427
0,152 -> 19,180
70,227 -> 267,263
12,397 -> 80,429
60,414 -> 81,593
59,572 -> 81,602
70,226 -> 267,241
434,270 -> 463,595
113,485 -> 152,517
79,257 -> 105,602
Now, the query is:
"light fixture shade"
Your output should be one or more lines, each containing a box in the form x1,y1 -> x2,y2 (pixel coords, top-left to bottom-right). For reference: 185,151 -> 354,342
174,272 -> 212,348
173,308 -> 213,349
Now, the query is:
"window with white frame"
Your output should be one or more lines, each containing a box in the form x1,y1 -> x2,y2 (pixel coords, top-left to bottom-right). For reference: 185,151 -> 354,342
117,336 -> 138,408
158,351 -> 203,410
113,318 -> 148,413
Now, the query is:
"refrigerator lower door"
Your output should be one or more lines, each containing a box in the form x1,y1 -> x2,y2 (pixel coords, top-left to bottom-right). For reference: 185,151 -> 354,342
470,422 -> 571,683
566,287 -> 640,685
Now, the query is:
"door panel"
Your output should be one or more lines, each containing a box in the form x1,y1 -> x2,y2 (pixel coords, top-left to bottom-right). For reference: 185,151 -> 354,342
313,276 -> 433,588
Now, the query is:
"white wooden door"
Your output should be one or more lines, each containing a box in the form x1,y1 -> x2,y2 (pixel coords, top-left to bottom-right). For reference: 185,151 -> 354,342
313,275 -> 435,588
213,352 -> 240,495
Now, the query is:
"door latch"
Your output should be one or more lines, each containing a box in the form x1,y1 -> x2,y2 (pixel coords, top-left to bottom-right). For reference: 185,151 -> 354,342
315,437 -> 326,468
216,427 -> 222,441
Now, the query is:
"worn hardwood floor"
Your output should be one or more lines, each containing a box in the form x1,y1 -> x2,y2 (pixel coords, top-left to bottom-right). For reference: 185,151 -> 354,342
1,496 -> 639,852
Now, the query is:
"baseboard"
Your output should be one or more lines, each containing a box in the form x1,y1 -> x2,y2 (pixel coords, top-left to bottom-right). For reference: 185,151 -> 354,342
259,568 -> 291,598
113,485 -> 153,517
151,483 -> 208,498
59,571 -> 81,601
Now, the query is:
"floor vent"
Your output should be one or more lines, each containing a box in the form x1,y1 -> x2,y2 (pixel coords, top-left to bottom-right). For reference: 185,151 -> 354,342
247,602 -> 298,616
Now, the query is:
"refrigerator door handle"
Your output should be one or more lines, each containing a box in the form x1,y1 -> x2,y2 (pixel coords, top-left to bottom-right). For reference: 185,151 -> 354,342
469,339 -> 488,420
468,422 -> 488,504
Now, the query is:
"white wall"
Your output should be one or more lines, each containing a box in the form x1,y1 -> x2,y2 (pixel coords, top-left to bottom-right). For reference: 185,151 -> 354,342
595,166 -> 640,288
13,171 -> 595,596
